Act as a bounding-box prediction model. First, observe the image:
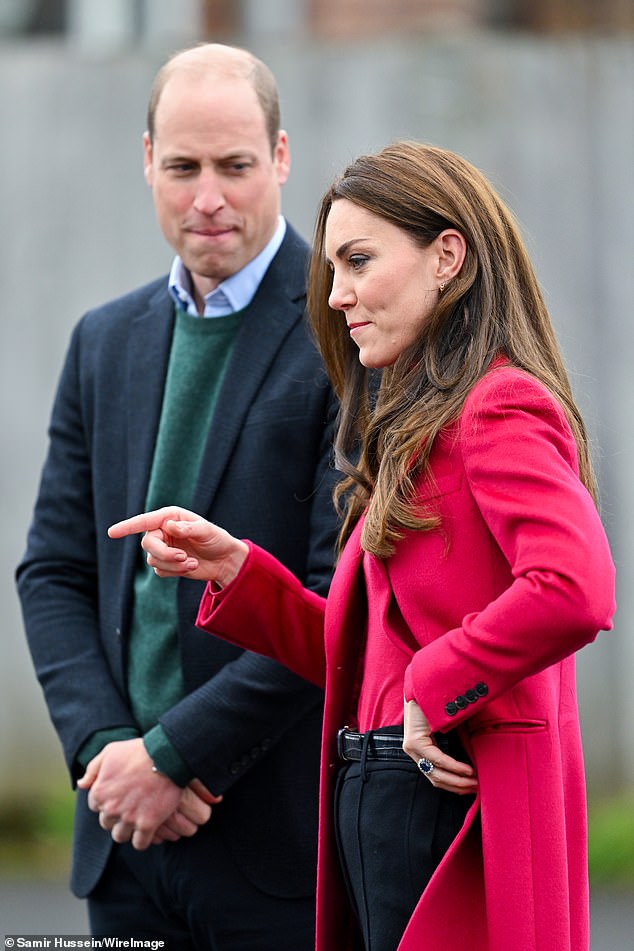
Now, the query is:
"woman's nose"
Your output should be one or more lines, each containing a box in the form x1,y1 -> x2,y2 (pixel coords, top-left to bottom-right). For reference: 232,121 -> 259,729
328,274 -> 355,311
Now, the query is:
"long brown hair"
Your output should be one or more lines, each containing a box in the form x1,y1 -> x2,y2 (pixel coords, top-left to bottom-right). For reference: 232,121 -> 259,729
307,141 -> 596,558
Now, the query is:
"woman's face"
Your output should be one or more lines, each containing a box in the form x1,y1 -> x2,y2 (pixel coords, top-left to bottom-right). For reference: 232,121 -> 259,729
325,199 -> 441,368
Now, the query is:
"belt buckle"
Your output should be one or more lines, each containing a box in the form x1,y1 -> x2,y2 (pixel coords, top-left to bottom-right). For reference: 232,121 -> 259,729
337,726 -> 350,761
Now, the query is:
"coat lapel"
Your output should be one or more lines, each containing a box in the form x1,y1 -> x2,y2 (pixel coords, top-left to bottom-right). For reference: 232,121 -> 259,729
324,519 -> 366,670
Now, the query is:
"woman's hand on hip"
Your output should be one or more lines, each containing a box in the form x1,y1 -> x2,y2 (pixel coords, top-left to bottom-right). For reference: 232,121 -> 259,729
403,698 -> 478,795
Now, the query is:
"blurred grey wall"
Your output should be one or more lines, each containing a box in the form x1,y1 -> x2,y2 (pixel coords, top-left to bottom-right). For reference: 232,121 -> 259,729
1,32 -> 632,798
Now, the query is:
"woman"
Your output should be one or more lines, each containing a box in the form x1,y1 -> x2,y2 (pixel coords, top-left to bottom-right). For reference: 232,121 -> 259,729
109,142 -> 616,951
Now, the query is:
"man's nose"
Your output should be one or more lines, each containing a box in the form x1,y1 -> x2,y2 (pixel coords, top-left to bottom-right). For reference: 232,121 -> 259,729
193,171 -> 225,215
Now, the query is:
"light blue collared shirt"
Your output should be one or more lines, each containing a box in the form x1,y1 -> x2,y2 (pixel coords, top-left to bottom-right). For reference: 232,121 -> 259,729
168,216 -> 287,317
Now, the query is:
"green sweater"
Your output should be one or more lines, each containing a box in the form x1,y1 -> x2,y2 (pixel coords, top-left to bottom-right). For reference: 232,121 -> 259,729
79,307 -> 242,784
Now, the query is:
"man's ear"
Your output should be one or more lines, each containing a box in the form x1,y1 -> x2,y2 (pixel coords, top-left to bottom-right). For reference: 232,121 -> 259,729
143,131 -> 153,186
274,130 -> 291,186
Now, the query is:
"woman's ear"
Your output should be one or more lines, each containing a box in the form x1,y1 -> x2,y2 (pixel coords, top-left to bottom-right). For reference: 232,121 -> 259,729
436,229 -> 467,284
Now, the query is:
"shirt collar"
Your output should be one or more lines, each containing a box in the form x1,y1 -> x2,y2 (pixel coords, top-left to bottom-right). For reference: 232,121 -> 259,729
168,216 -> 287,318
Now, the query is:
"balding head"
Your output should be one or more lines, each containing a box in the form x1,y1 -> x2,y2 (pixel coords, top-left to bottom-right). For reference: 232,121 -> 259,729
147,43 -> 281,153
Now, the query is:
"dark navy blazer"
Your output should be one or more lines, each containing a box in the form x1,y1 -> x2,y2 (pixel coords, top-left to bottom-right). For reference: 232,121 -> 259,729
17,223 -> 339,899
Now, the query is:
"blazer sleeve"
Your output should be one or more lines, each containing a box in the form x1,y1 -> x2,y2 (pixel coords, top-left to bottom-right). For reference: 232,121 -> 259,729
16,320 -> 139,781
403,370 -> 616,731
197,542 -> 328,689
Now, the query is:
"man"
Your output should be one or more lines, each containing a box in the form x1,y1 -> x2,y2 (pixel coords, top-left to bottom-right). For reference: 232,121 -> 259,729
16,44 -> 338,950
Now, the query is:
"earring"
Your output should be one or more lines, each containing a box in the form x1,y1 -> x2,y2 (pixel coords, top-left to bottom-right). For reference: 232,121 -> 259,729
439,282 -> 446,293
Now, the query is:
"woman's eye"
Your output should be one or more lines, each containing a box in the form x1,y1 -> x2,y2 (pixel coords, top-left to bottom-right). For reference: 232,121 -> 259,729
349,255 -> 368,270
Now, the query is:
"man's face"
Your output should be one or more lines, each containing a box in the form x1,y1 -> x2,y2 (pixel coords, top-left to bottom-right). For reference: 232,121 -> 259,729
144,70 -> 290,301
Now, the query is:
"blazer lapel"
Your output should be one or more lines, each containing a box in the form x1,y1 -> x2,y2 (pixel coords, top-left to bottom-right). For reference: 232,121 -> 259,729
125,284 -> 175,514
191,225 -> 309,514
119,283 -> 175,597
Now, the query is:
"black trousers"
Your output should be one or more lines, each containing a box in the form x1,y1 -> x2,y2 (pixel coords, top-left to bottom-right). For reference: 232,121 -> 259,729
334,731 -> 473,951
87,820 -> 315,951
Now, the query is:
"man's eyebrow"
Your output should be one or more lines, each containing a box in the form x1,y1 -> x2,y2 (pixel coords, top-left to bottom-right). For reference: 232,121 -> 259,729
160,153 -> 196,165
218,150 -> 257,161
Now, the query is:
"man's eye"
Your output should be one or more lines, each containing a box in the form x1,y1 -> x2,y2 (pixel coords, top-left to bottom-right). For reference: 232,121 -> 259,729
168,163 -> 195,174
225,162 -> 251,174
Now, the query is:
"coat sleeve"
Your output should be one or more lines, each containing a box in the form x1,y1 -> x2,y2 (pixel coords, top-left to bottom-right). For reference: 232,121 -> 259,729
196,542 -> 328,689
403,370 -> 616,732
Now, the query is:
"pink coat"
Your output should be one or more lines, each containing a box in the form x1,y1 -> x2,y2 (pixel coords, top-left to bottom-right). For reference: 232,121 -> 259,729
197,365 -> 616,951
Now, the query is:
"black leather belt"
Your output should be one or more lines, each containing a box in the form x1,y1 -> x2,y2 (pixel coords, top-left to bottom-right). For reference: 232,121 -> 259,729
337,727 -> 410,763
